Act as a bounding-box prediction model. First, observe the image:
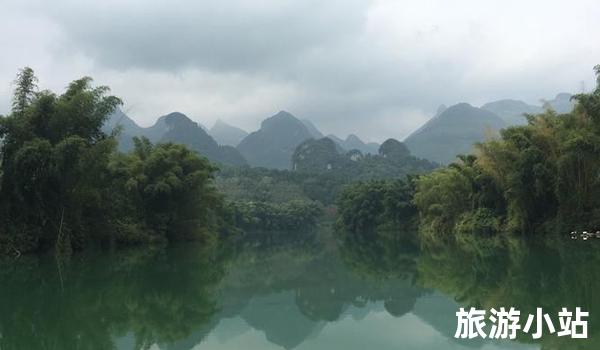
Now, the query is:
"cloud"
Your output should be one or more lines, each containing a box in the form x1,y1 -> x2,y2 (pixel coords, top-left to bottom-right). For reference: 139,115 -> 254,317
1,0 -> 599,141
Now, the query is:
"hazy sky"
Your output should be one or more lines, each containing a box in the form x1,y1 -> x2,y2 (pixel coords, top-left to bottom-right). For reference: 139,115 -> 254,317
1,0 -> 599,142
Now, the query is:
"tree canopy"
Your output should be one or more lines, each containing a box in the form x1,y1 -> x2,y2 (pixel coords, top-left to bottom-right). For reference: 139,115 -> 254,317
0,68 -> 227,254
413,65 -> 600,240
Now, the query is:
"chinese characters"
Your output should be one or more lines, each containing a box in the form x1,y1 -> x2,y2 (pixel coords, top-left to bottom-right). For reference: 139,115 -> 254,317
455,307 -> 588,339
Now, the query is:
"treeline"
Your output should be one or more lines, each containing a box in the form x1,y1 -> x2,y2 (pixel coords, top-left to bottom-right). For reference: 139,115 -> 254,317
215,166 -> 333,232
228,200 -> 322,231
336,179 -> 417,233
338,66 -> 600,241
216,165 -> 345,205
292,137 -> 437,180
217,138 -> 437,233
415,66 -> 600,240
0,68 -> 228,254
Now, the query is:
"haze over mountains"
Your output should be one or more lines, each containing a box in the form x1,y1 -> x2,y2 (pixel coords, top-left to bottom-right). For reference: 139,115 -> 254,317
104,92 -> 575,169
236,111 -> 314,169
403,103 -> 506,165
104,111 -> 246,166
404,93 -> 575,164
481,92 -> 574,125
210,120 -> 248,147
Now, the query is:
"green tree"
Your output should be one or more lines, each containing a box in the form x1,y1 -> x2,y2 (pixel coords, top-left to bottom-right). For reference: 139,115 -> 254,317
109,137 -> 226,242
0,70 -> 121,252
11,66 -> 37,115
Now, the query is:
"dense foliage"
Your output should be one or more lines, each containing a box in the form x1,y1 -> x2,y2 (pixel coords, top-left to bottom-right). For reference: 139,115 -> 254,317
216,166 -> 330,231
0,243 -> 229,349
292,137 -> 437,180
229,200 -> 322,231
336,178 -> 417,233
0,68 -> 227,254
108,137 -> 228,243
414,66 -> 600,240
216,165 -> 345,206
218,136 -> 436,232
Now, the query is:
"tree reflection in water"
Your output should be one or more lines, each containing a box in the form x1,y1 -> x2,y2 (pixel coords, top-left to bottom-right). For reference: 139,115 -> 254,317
0,229 -> 598,349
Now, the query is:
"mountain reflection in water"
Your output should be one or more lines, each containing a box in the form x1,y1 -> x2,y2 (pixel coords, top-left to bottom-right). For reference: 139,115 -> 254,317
0,228 -> 598,350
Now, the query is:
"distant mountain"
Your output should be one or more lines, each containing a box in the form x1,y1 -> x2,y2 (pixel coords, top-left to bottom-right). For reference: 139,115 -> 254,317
158,112 -> 247,166
103,110 -> 246,166
407,105 -> 448,137
482,93 -> 575,126
292,137 -> 436,179
343,134 -> 379,154
434,104 -> 447,117
292,138 -> 342,172
103,108 -> 146,151
545,92 -> 574,113
237,111 -> 314,169
326,134 -> 344,144
404,103 -> 506,165
326,134 -> 379,155
209,119 -> 248,147
321,134 -> 345,154
300,119 -> 324,139
481,99 -> 542,125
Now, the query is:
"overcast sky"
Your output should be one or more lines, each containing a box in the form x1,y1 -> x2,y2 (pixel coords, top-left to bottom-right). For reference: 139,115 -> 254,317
1,0 -> 599,142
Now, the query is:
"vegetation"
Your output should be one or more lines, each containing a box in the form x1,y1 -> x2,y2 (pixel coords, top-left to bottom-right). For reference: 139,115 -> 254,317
108,137 -> 228,243
0,68 -> 228,254
414,66 -> 600,240
416,235 -> 600,349
0,243 -> 229,349
336,178 -> 417,233
292,137 -> 436,180
220,137 -> 434,233
228,199 -> 322,231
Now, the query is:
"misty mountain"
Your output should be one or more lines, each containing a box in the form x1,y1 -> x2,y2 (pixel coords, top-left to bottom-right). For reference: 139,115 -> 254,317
209,119 -> 248,147
481,99 -> 542,125
434,104 -> 447,117
237,111 -> 314,169
482,93 -> 574,125
158,112 -> 247,166
404,103 -> 506,165
326,134 -> 379,155
146,113 -> 209,141
545,92 -> 574,113
292,137 -> 436,179
344,134 -> 379,154
300,119 -> 324,139
103,110 -> 246,166
292,137 -> 342,172
103,108 -> 146,151
320,134 -> 346,154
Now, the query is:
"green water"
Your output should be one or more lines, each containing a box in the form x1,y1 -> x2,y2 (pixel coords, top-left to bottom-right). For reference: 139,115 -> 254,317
0,229 -> 598,350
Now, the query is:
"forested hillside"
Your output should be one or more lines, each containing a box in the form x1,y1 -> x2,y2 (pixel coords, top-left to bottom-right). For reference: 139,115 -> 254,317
0,68 -> 229,254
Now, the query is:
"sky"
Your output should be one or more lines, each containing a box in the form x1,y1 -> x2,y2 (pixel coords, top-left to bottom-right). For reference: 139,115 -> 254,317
1,0 -> 599,142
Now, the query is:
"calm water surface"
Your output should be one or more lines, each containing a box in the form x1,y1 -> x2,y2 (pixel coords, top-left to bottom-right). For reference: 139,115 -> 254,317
0,229 -> 598,349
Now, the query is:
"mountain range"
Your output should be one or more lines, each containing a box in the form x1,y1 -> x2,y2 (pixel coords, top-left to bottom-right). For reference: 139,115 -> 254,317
404,93 -> 575,164
209,119 -> 248,147
326,134 -> 380,155
236,111 -> 314,169
104,92 -> 575,168
481,93 -> 574,125
103,110 -> 246,166
404,103 -> 506,164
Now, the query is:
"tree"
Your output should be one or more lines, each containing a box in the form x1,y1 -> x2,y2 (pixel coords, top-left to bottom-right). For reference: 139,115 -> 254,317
0,68 -> 228,254
109,137 -> 226,242
11,67 -> 37,115
412,65 -> 600,238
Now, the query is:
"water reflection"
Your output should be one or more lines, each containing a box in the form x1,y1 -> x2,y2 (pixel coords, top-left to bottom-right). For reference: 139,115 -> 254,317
0,229 -> 598,349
